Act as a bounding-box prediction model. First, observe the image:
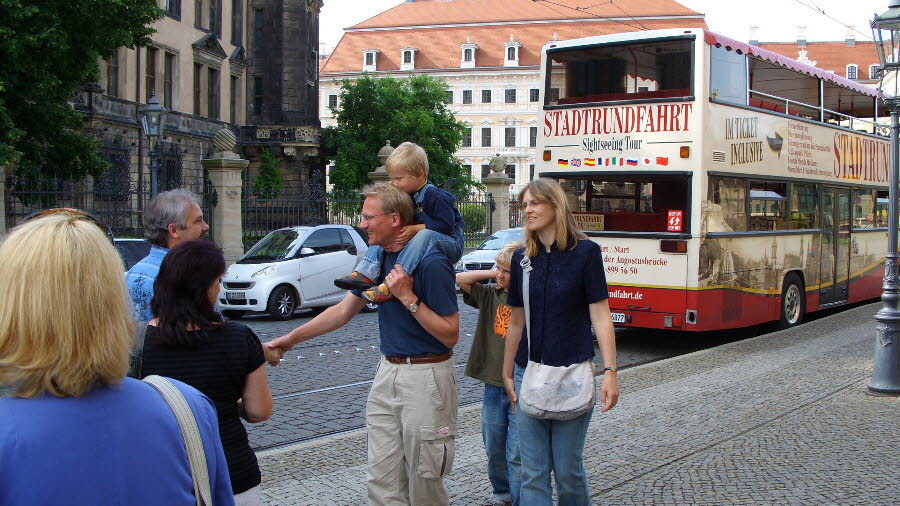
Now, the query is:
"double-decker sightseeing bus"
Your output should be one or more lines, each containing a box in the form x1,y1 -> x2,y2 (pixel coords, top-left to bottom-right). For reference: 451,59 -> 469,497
535,29 -> 890,331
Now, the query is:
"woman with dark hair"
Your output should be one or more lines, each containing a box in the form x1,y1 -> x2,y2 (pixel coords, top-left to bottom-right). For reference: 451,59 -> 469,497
132,240 -> 273,505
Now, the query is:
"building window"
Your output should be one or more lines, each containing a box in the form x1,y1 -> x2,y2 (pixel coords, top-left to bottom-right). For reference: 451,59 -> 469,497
462,90 -> 473,104
505,164 -> 515,178
195,0 -> 203,29
464,48 -> 473,62
529,126 -> 537,147
165,0 -> 181,19
163,52 -> 175,109
106,50 -> 119,98
328,94 -> 338,110
529,88 -> 539,102
505,89 -> 516,104
208,68 -> 219,119
481,164 -> 491,179
481,127 -> 491,147
231,0 -> 242,45
530,164 -> 535,181
463,164 -> 472,176
253,8 -> 264,41
505,127 -> 516,147
253,76 -> 263,115
210,0 -> 221,36
403,50 -> 412,64
870,64 -> 880,79
365,52 -> 374,66
482,89 -> 491,103
549,88 -> 560,103
145,47 -> 157,102
462,128 -> 472,147
444,90 -> 453,104
193,63 -> 203,115
230,75 -> 239,123
507,47 -> 516,60
847,64 -> 858,80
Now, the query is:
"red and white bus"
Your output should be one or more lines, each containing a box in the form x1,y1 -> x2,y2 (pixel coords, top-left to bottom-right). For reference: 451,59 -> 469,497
535,28 -> 889,331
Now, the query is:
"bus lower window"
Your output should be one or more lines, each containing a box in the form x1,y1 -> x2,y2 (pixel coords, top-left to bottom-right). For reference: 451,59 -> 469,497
875,190 -> 889,227
791,184 -> 819,229
555,176 -> 689,233
708,176 -> 747,232
547,38 -> 693,106
749,182 -> 788,231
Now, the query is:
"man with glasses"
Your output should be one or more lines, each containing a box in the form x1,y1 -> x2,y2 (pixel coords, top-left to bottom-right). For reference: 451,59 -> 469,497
265,183 -> 460,505
125,189 -> 210,321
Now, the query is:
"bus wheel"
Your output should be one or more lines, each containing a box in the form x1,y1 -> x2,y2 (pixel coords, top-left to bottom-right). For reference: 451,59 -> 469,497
778,273 -> 805,329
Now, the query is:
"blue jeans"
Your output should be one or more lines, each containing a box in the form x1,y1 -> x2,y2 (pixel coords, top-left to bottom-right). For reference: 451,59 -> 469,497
355,229 -> 464,281
482,383 -> 521,505
514,365 -> 594,505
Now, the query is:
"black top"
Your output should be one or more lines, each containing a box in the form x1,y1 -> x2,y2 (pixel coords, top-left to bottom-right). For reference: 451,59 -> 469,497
134,322 -> 265,494
413,182 -> 464,237
507,240 -> 609,368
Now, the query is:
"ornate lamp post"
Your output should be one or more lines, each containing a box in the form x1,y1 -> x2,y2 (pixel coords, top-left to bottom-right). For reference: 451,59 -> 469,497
139,92 -> 168,196
869,1 -> 900,394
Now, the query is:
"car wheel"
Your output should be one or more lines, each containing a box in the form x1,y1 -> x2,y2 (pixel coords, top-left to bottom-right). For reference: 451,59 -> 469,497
267,285 -> 297,320
222,310 -> 246,320
361,300 -> 379,313
777,273 -> 805,329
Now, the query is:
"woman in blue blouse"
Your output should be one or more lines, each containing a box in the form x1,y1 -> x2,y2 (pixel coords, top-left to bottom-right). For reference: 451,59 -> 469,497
502,178 -> 620,505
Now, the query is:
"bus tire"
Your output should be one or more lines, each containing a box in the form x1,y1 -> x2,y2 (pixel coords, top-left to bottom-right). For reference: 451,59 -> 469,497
778,273 -> 805,329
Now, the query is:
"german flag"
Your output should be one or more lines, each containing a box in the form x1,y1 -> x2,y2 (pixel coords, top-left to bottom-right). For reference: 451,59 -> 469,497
558,159 -> 569,167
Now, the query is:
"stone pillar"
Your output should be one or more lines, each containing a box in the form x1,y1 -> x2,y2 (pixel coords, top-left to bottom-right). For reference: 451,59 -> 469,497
0,163 -> 7,236
482,153 -> 514,233
202,128 -> 249,265
368,140 -> 394,183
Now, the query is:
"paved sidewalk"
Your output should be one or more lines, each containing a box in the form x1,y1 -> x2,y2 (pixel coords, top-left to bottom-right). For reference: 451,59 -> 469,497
257,302 -> 899,505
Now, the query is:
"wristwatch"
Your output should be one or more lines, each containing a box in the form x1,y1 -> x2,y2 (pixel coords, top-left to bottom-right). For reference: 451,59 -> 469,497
407,298 -> 422,313
602,366 -> 618,373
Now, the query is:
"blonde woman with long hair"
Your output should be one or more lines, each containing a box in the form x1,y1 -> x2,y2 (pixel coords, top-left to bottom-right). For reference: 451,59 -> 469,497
501,178 -> 619,505
0,211 -> 235,505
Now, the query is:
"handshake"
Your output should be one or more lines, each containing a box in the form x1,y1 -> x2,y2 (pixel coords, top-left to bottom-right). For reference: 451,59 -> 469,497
262,336 -> 292,366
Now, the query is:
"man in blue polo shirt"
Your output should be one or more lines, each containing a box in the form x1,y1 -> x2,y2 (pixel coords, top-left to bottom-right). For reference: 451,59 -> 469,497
265,183 -> 460,505
125,189 -> 209,321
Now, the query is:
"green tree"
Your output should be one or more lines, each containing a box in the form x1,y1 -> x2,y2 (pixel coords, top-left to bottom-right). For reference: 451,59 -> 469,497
328,74 -> 474,198
252,148 -> 283,199
0,0 -> 162,181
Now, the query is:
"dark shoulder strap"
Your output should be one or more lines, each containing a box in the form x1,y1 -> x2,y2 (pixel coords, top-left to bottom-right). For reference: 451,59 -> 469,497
129,322 -> 148,378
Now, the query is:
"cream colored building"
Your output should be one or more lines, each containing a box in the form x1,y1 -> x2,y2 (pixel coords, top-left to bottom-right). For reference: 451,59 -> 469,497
319,0 -> 707,196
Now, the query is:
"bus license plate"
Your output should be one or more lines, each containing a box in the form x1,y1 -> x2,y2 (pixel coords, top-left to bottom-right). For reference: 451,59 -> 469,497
226,291 -> 246,301
610,312 -> 626,324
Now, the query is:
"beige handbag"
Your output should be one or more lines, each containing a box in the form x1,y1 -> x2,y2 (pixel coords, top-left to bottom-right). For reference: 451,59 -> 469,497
144,375 -> 214,506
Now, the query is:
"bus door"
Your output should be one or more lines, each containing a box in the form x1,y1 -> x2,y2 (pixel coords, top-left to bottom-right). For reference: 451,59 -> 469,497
819,188 -> 851,305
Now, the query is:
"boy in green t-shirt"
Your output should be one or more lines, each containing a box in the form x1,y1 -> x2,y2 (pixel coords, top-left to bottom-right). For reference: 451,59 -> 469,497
456,241 -> 522,506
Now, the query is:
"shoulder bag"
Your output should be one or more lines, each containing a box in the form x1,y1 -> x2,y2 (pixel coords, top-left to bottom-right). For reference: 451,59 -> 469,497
143,375 -> 213,506
517,255 -> 596,420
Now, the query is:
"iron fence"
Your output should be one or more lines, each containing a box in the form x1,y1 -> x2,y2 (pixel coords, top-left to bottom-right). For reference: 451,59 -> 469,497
509,200 -> 525,228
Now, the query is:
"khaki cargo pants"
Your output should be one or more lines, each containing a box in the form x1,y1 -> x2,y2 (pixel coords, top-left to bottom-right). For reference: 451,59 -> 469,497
366,356 -> 458,506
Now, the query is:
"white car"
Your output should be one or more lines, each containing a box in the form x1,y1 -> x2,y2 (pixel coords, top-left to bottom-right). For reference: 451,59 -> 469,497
219,224 -> 372,320
454,228 -> 524,273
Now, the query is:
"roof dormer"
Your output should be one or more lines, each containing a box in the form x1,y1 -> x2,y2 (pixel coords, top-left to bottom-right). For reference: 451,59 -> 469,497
461,37 -> 478,69
362,49 -> 380,72
400,47 -> 418,71
504,35 -> 521,67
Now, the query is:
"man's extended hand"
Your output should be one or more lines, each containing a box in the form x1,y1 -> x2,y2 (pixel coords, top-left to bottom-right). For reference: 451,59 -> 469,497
385,264 -> 414,303
263,337 -> 291,366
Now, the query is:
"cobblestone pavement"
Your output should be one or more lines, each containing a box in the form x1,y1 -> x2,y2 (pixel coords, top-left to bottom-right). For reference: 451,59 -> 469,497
240,296 -> 724,450
255,301 -> 898,505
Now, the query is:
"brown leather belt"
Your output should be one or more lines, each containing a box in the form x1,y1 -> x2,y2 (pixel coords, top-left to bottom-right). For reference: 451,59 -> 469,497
385,351 -> 453,365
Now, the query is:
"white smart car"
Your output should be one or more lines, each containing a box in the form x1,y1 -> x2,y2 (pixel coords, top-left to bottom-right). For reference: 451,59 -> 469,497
219,224 -> 372,320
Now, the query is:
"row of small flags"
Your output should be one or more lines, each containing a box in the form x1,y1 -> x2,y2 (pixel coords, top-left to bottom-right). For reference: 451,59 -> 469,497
558,157 -> 669,167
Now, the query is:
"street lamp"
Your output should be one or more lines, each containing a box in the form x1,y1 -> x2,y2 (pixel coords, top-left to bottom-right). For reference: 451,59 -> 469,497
869,0 -> 900,394
139,91 -> 168,196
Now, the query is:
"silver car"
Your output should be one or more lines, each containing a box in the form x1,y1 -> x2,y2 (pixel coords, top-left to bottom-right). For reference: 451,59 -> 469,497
454,228 -> 524,273
219,224 -> 372,320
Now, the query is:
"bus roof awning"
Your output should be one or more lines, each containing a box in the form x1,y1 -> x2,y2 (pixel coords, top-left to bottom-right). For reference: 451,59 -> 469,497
703,30 -> 881,99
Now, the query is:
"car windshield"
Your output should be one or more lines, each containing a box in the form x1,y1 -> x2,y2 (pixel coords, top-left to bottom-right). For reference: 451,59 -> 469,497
239,230 -> 300,263
476,229 -> 522,250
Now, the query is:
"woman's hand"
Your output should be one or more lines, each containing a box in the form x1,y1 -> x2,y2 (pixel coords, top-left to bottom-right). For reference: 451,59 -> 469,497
503,375 -> 517,414
600,371 -> 619,412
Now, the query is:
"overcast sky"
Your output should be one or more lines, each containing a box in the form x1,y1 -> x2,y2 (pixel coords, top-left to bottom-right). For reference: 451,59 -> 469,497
319,0 -> 888,54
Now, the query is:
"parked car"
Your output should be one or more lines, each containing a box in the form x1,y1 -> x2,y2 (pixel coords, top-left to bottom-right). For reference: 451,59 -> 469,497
454,228 -> 523,273
219,224 -> 374,320
114,238 -> 151,271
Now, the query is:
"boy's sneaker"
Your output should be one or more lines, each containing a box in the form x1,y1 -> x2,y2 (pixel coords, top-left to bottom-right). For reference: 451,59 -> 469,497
334,272 -> 375,290
362,283 -> 395,304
